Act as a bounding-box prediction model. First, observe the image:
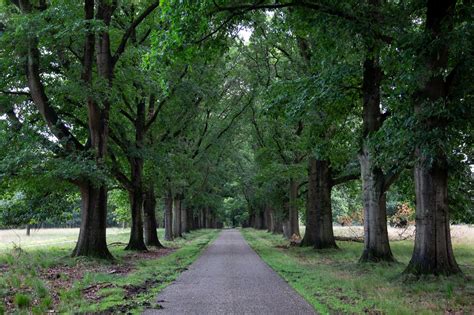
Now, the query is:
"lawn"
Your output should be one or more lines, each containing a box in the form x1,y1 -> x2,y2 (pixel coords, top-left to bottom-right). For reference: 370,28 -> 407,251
0,228 -> 220,314
242,227 -> 474,314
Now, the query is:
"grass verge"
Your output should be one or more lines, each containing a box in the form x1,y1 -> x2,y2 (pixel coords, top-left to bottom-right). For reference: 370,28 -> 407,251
0,229 -> 220,314
241,228 -> 474,314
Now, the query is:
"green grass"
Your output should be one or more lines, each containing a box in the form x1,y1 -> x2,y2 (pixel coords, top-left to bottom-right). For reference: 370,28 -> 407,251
0,229 -> 220,314
242,228 -> 474,314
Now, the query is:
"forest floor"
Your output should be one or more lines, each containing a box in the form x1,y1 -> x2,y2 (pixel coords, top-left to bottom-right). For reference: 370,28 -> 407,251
242,226 -> 474,314
0,228 -> 220,314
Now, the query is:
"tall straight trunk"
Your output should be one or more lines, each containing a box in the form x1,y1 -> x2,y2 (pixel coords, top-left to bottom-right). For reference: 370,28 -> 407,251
288,178 -> 300,237
172,197 -> 182,238
266,206 -> 274,233
358,50 -> 394,263
125,187 -> 147,250
359,147 -> 393,262
74,0 -> 116,258
249,212 -> 255,228
301,158 -> 337,249
186,207 -> 193,231
164,190 -> 173,241
205,207 -> 212,228
282,219 -> 291,239
73,183 -> 112,259
405,0 -> 460,275
406,155 -> 460,274
180,197 -> 188,233
143,187 -> 163,247
125,152 -> 147,250
193,215 -> 199,230
199,208 -> 205,229
254,210 -> 262,229
260,209 -> 267,230
271,212 -> 283,234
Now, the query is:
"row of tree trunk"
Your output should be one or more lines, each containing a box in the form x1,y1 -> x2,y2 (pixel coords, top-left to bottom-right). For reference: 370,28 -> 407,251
163,191 -> 222,241
251,0 -> 460,276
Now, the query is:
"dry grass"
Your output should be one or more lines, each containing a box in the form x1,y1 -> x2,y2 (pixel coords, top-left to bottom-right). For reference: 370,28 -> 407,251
298,224 -> 474,242
0,228 -> 129,251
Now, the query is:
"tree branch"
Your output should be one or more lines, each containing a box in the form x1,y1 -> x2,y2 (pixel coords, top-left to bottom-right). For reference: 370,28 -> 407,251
113,1 -> 160,65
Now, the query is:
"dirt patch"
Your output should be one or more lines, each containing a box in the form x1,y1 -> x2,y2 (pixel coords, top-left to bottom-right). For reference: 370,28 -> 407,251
0,264 -> 8,273
82,282 -> 117,301
2,247 -> 175,313
123,278 -> 160,296
123,247 -> 175,262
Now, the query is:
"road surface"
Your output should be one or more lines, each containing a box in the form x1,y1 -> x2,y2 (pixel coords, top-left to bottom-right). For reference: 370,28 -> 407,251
144,229 -> 315,315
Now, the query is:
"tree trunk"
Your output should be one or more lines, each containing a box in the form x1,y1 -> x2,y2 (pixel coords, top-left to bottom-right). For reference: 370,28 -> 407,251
359,147 -> 394,262
74,0 -> 115,259
199,208 -> 204,229
266,206 -> 274,232
125,156 -> 147,251
26,224 -> 31,236
288,178 -> 300,237
181,201 -> 188,234
186,207 -> 193,231
72,183 -> 113,259
405,155 -> 460,275
164,190 -> 173,241
282,219 -> 291,239
301,158 -> 337,249
172,197 -> 182,238
205,207 -> 212,228
405,0 -> 460,276
125,187 -> 147,251
143,187 -> 163,247
358,51 -> 394,263
254,210 -> 262,229
271,212 -> 283,234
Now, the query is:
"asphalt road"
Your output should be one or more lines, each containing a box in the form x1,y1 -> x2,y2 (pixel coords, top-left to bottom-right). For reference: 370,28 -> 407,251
144,229 -> 316,315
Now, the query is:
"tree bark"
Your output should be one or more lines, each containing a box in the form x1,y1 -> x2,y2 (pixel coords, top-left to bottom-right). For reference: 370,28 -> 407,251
301,158 -> 337,249
164,189 -> 173,241
205,207 -> 212,228
406,155 -> 460,275
143,187 -> 163,247
405,0 -> 460,275
282,219 -> 291,239
272,215 -> 283,234
72,183 -> 113,259
73,0 -> 116,259
125,187 -> 147,250
266,206 -> 274,232
26,224 -> 31,236
181,200 -> 188,234
358,52 -> 395,263
288,178 -> 300,237
254,209 -> 262,229
359,147 -> 394,262
172,196 -> 182,238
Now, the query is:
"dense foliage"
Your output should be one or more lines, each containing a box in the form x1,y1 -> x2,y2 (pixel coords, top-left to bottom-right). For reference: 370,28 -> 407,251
0,0 -> 472,275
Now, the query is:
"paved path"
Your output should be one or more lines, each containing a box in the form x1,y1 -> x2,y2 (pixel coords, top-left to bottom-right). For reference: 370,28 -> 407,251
144,229 -> 315,315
